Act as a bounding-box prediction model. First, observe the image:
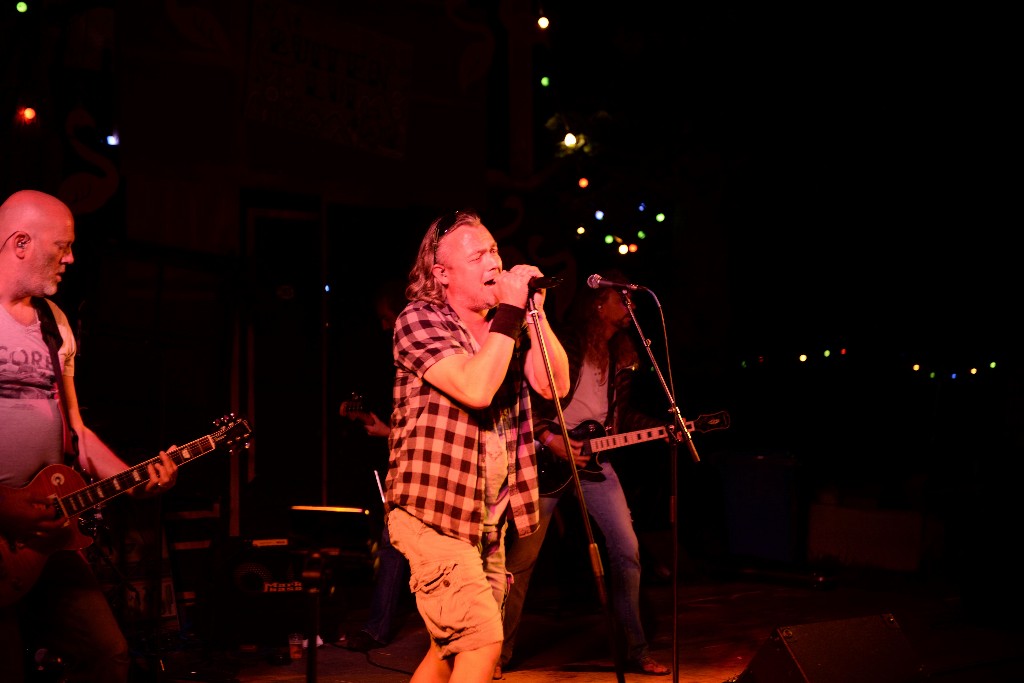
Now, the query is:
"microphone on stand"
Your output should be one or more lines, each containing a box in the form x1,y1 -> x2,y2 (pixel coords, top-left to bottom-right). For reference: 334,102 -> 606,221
586,273 -> 642,291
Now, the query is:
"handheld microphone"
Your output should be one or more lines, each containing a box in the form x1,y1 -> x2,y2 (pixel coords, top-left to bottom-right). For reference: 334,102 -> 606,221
528,275 -> 563,291
586,273 -> 641,291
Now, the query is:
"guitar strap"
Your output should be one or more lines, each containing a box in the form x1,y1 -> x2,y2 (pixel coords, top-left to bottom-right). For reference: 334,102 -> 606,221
604,356 -> 622,434
31,297 -> 81,469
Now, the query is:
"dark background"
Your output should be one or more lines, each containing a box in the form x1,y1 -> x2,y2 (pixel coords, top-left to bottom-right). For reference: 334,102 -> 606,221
2,0 -> 1019,632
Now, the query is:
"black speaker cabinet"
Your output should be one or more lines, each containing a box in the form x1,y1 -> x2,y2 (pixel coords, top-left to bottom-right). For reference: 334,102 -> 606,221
212,541 -> 309,649
207,536 -> 369,649
738,613 -> 924,683
715,451 -> 801,564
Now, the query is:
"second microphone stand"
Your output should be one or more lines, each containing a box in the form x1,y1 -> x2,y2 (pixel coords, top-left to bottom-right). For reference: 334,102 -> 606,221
620,287 -> 699,683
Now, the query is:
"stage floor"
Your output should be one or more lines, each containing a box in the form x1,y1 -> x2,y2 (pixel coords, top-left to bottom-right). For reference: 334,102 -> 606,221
153,560 -> 1024,683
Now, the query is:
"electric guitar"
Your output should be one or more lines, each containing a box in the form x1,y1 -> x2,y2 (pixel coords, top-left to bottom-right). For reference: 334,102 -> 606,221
0,414 -> 252,608
537,411 -> 730,495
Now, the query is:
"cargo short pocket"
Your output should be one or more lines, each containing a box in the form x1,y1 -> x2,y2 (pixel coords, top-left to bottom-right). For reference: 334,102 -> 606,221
411,561 -> 469,644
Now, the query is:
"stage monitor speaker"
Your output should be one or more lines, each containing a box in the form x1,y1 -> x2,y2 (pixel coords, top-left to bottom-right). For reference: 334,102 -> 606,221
737,613 -> 924,683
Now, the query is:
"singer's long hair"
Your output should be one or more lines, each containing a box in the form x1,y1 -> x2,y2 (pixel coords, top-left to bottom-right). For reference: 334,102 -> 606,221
405,209 -> 482,305
564,268 -> 639,382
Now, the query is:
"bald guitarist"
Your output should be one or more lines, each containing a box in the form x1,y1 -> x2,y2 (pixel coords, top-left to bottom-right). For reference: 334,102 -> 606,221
0,190 -> 179,683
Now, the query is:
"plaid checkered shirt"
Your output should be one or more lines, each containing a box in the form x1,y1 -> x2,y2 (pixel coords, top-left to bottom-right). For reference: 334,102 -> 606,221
385,300 -> 542,546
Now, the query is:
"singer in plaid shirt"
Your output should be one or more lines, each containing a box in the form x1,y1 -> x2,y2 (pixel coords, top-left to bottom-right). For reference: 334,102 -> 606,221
388,299 -> 540,545
384,210 -> 569,683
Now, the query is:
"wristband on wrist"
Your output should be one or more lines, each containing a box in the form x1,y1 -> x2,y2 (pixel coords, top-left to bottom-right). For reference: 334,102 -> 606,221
541,431 -> 556,448
490,303 -> 525,340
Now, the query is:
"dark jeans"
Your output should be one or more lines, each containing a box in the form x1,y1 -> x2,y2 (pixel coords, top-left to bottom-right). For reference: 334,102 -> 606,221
0,550 -> 130,683
361,524 -> 410,644
502,462 -> 649,666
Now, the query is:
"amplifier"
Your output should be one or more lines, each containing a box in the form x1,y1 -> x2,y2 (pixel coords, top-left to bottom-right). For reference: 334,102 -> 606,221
208,508 -> 376,649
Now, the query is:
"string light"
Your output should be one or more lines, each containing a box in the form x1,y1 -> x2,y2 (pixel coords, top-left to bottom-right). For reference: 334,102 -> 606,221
534,16 -> 673,253
739,344 -> 998,391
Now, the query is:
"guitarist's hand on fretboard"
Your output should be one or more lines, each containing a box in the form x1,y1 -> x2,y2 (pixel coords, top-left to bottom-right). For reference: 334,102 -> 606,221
126,446 -> 180,499
360,412 -> 390,438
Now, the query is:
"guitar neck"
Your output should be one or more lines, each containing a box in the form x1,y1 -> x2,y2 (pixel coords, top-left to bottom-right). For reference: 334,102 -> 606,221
586,418 -> 699,454
588,425 -> 666,453
58,432 -> 222,520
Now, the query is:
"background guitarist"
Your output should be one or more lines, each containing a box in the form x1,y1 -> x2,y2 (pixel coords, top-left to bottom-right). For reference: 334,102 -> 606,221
335,278 -> 414,653
499,268 -> 673,678
0,190 -> 179,683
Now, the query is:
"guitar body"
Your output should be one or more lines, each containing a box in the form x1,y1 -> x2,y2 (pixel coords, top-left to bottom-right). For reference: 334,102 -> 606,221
536,419 -> 655,493
0,464 -> 94,607
537,411 -> 730,496
537,420 -> 632,496
0,414 -> 251,608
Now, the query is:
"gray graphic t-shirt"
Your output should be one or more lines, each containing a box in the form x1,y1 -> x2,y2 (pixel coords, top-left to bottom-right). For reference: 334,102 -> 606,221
0,301 -> 74,487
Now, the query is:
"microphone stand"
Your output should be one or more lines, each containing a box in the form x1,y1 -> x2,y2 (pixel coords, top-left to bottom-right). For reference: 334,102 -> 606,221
620,287 -> 699,683
526,295 -> 627,683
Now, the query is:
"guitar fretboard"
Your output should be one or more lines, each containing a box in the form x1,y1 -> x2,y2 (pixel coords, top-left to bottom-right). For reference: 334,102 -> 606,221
590,426 -> 668,453
57,427 -> 238,519
588,418 -> 702,453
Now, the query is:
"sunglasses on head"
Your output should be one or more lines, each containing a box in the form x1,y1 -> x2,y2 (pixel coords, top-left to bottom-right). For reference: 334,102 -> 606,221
432,210 -> 472,259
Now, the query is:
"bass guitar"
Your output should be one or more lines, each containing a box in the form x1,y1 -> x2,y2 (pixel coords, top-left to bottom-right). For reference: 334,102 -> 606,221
537,411 -> 730,495
0,414 -> 252,608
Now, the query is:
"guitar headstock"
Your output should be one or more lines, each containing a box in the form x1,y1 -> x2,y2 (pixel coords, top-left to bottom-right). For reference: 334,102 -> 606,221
340,392 -> 375,427
692,410 -> 730,433
346,392 -> 366,413
213,414 -> 253,450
